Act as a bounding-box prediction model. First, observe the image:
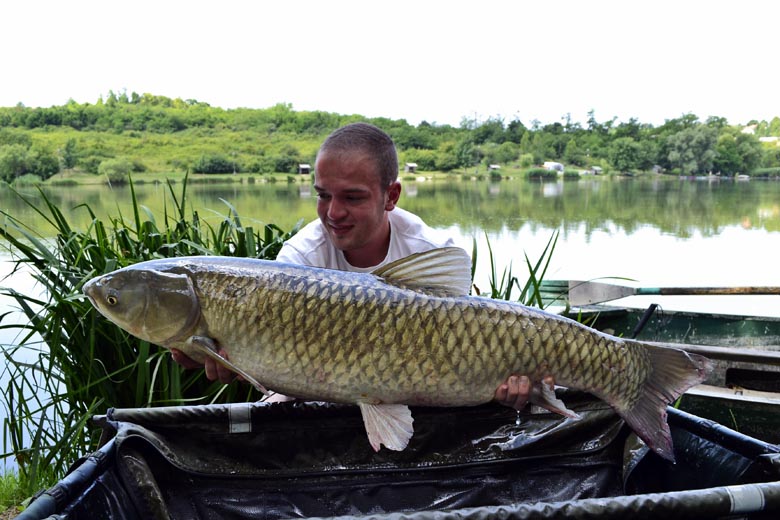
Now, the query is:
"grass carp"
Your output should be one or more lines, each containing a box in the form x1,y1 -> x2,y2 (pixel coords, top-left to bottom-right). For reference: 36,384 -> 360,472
83,247 -> 711,461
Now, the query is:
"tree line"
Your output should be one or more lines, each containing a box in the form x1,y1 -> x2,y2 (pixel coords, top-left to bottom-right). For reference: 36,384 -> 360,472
1,91 -> 779,184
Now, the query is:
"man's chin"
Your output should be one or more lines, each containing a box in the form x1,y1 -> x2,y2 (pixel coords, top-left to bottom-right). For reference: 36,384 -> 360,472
328,230 -> 355,249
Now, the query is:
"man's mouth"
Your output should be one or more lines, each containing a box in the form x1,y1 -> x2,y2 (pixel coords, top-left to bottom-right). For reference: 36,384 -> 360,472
328,222 -> 353,237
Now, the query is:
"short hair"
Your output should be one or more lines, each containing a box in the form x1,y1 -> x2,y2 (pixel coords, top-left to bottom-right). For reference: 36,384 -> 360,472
317,123 -> 399,188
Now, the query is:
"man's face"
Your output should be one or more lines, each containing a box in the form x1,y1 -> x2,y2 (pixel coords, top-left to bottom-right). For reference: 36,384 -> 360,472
314,151 -> 400,259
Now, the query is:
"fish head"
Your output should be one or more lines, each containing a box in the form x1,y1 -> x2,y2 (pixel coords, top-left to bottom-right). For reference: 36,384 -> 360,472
83,267 -> 200,345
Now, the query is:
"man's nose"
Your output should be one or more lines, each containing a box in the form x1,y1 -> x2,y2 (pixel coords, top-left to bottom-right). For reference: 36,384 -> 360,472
328,198 -> 347,220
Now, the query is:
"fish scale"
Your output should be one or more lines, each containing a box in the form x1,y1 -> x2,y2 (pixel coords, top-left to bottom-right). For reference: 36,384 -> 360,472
83,248 -> 711,460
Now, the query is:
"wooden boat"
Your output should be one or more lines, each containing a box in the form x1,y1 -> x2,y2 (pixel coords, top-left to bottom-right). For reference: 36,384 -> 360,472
566,304 -> 780,444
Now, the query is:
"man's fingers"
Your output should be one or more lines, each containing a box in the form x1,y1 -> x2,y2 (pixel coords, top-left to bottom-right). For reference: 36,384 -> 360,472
494,383 -> 509,403
216,361 -> 236,384
510,375 -> 531,410
494,375 -> 532,411
170,349 -> 201,369
170,347 -> 240,385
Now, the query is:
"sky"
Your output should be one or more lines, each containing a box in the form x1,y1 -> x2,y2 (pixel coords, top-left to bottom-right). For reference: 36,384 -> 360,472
2,0 -> 778,128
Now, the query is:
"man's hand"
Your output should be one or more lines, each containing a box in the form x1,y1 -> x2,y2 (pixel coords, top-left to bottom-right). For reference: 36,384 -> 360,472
494,374 -> 555,411
170,348 -> 237,384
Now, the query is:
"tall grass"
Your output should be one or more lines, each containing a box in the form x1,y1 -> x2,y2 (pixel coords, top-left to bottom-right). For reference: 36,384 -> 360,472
0,177 -> 300,498
470,231 -> 559,306
0,178 -> 557,502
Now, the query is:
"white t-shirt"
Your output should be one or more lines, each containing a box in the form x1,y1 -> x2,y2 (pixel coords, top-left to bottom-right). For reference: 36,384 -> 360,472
276,207 -> 459,272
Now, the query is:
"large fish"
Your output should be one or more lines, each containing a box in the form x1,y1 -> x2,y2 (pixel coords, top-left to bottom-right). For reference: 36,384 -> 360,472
83,247 -> 711,461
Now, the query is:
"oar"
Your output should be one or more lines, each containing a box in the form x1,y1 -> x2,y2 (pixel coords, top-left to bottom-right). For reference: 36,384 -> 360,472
540,279 -> 780,306
647,341 -> 780,367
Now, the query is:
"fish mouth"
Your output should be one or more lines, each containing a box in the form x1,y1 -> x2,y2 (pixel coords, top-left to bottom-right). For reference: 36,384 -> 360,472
82,278 -> 98,306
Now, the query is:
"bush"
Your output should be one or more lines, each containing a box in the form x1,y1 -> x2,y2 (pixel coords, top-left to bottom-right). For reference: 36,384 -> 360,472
28,147 -> 61,179
0,144 -> 60,182
0,144 -> 28,182
79,155 -> 108,174
98,157 -> 133,184
10,173 -> 43,185
271,155 -> 298,174
527,167 -> 557,179
194,154 -> 238,174
753,167 -> 780,178
403,149 -> 437,171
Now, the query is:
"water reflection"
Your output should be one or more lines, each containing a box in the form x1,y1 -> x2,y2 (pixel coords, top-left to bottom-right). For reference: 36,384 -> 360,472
2,176 -> 780,317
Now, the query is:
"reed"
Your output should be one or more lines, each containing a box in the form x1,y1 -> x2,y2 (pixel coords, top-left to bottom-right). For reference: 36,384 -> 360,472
471,231 -> 559,306
0,178 -> 556,500
0,176 -> 300,497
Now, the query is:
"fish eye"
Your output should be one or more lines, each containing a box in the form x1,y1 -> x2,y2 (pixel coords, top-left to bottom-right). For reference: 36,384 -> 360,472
107,294 -> 118,306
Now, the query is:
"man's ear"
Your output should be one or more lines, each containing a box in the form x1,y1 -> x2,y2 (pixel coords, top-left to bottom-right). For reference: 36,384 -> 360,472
385,181 -> 401,210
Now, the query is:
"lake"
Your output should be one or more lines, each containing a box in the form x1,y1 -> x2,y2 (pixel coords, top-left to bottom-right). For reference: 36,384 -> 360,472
2,174 -> 780,471
3,175 -> 780,319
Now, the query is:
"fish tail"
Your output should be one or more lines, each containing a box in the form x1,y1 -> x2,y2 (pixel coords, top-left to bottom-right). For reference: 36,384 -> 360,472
612,342 -> 712,462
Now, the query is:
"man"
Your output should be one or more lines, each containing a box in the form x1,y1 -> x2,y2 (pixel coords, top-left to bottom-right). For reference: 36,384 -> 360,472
173,122 -> 540,410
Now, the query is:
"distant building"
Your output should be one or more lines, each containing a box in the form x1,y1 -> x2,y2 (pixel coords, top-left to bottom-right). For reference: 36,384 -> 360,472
543,161 -> 564,173
298,164 -> 311,174
404,163 -> 418,173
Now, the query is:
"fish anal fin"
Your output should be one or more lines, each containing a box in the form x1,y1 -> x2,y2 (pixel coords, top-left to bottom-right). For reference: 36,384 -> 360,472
529,380 -> 581,419
188,336 -> 271,397
371,247 -> 472,297
357,403 -> 414,451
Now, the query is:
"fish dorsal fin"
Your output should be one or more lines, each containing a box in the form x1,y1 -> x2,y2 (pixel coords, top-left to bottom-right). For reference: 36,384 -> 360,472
371,247 -> 472,297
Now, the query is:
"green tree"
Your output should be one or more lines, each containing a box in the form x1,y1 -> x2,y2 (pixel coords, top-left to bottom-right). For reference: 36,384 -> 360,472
713,128 -> 763,175
519,131 -> 532,155
666,125 -> 717,175
456,138 -> 480,171
62,138 -> 78,169
28,147 -> 60,179
563,138 -> 586,166
434,142 -> 459,172
482,142 -> 519,166
608,137 -> 642,173
506,118 -> 526,144
0,144 -> 29,182
768,116 -> 780,136
0,128 -> 33,147
403,148 -> 437,170
473,117 -> 505,144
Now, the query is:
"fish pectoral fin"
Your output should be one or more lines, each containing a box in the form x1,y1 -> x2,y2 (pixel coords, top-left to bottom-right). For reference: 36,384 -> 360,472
529,380 -> 581,420
188,336 -> 271,397
357,403 -> 414,452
